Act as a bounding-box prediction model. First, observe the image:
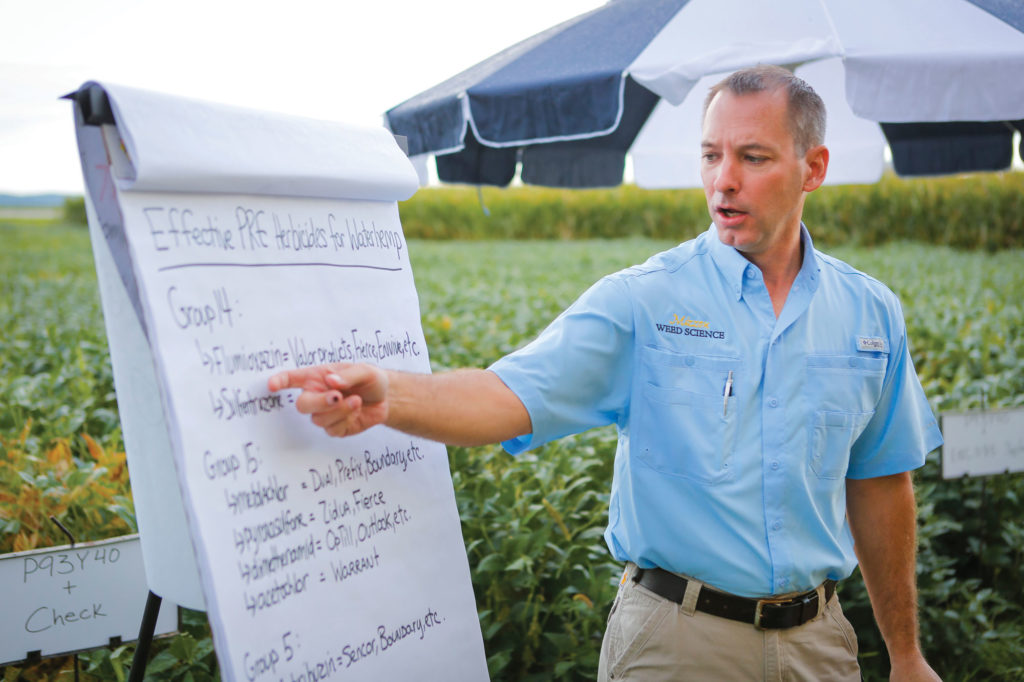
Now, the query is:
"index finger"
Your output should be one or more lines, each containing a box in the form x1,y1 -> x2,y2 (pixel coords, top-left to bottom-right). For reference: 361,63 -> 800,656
267,368 -> 329,393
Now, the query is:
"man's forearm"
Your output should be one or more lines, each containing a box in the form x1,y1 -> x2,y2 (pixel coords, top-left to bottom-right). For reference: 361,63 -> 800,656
846,472 -> 925,664
385,368 -> 531,447
269,363 -> 531,446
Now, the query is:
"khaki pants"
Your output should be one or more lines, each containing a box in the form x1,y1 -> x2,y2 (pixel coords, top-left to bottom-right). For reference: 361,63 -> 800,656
598,565 -> 861,681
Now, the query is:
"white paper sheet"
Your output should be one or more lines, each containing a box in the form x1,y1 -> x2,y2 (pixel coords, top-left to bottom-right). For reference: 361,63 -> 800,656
93,81 -> 419,202
73,83 -> 487,681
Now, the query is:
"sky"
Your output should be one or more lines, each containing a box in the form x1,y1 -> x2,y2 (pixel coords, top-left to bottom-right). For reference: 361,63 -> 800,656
0,0 -> 605,195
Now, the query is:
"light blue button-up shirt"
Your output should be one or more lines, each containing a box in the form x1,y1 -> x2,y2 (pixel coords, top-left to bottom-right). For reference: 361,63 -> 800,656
490,224 -> 943,598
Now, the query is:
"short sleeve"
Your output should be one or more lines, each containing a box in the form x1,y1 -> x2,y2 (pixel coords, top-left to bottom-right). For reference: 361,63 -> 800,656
489,276 -> 634,454
847,308 -> 943,479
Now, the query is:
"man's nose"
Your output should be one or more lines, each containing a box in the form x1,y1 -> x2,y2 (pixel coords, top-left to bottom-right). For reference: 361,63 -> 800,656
714,156 -> 740,194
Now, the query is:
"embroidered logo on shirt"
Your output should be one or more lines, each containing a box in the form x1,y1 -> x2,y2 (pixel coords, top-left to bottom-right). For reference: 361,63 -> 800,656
856,336 -> 888,352
656,314 -> 726,340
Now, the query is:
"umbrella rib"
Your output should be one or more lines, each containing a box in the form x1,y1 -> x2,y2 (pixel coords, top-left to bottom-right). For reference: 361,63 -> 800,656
816,0 -> 846,62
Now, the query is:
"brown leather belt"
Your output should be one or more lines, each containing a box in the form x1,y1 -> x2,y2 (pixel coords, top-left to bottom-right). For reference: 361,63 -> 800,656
633,567 -> 836,630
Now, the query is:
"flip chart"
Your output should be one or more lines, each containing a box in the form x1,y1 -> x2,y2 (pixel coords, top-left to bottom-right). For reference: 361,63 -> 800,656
71,82 -> 487,680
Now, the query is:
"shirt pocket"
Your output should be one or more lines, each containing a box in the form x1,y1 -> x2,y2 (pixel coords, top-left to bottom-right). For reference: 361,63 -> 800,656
806,353 -> 887,480
634,346 -> 739,485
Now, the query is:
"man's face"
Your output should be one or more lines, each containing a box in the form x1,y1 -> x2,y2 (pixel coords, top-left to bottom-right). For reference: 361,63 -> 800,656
700,88 -> 819,261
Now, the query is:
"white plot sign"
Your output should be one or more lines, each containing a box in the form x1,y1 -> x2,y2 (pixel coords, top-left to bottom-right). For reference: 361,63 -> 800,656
941,407 -> 1024,479
70,82 -> 487,681
0,535 -> 178,665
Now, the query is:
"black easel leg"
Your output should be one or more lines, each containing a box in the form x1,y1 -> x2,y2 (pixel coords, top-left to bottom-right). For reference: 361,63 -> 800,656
128,591 -> 162,682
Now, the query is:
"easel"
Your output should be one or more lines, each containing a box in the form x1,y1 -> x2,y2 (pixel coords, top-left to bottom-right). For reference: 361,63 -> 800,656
128,591 -> 163,682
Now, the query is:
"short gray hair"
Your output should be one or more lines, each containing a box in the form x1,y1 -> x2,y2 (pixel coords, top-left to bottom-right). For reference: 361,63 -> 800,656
703,65 -> 826,155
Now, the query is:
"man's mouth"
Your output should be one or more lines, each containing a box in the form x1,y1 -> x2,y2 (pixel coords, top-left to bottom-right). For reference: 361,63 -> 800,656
717,207 -> 745,218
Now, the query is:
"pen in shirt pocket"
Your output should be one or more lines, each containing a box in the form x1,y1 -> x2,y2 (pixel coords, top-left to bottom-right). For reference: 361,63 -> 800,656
723,370 -> 734,416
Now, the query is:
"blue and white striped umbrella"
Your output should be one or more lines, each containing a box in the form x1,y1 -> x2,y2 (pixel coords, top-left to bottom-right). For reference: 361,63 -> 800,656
386,0 -> 1024,188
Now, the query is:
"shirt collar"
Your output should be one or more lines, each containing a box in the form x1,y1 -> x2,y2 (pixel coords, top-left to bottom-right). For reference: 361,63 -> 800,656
796,224 -> 821,295
707,223 -> 821,300
707,224 -> 749,300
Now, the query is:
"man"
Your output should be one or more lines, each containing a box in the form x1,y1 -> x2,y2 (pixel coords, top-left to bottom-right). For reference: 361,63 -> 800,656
268,66 -> 943,681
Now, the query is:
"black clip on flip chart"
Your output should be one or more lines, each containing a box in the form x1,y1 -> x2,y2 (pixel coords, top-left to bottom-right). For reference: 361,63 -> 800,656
61,84 -> 115,127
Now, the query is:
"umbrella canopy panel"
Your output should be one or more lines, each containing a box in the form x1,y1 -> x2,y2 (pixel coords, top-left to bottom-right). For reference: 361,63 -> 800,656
389,0 -> 687,155
631,58 -> 894,188
386,0 -> 1024,188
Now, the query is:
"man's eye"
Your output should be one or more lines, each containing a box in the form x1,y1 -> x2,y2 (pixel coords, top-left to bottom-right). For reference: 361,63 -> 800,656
746,156 -> 766,163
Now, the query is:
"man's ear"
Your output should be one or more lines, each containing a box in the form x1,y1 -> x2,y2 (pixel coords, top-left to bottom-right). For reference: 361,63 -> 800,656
802,144 -> 829,193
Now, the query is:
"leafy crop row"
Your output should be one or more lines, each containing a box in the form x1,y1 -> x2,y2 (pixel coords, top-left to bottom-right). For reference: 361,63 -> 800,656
58,172 -> 1024,250
396,173 -> 1024,250
2,221 -> 1022,680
